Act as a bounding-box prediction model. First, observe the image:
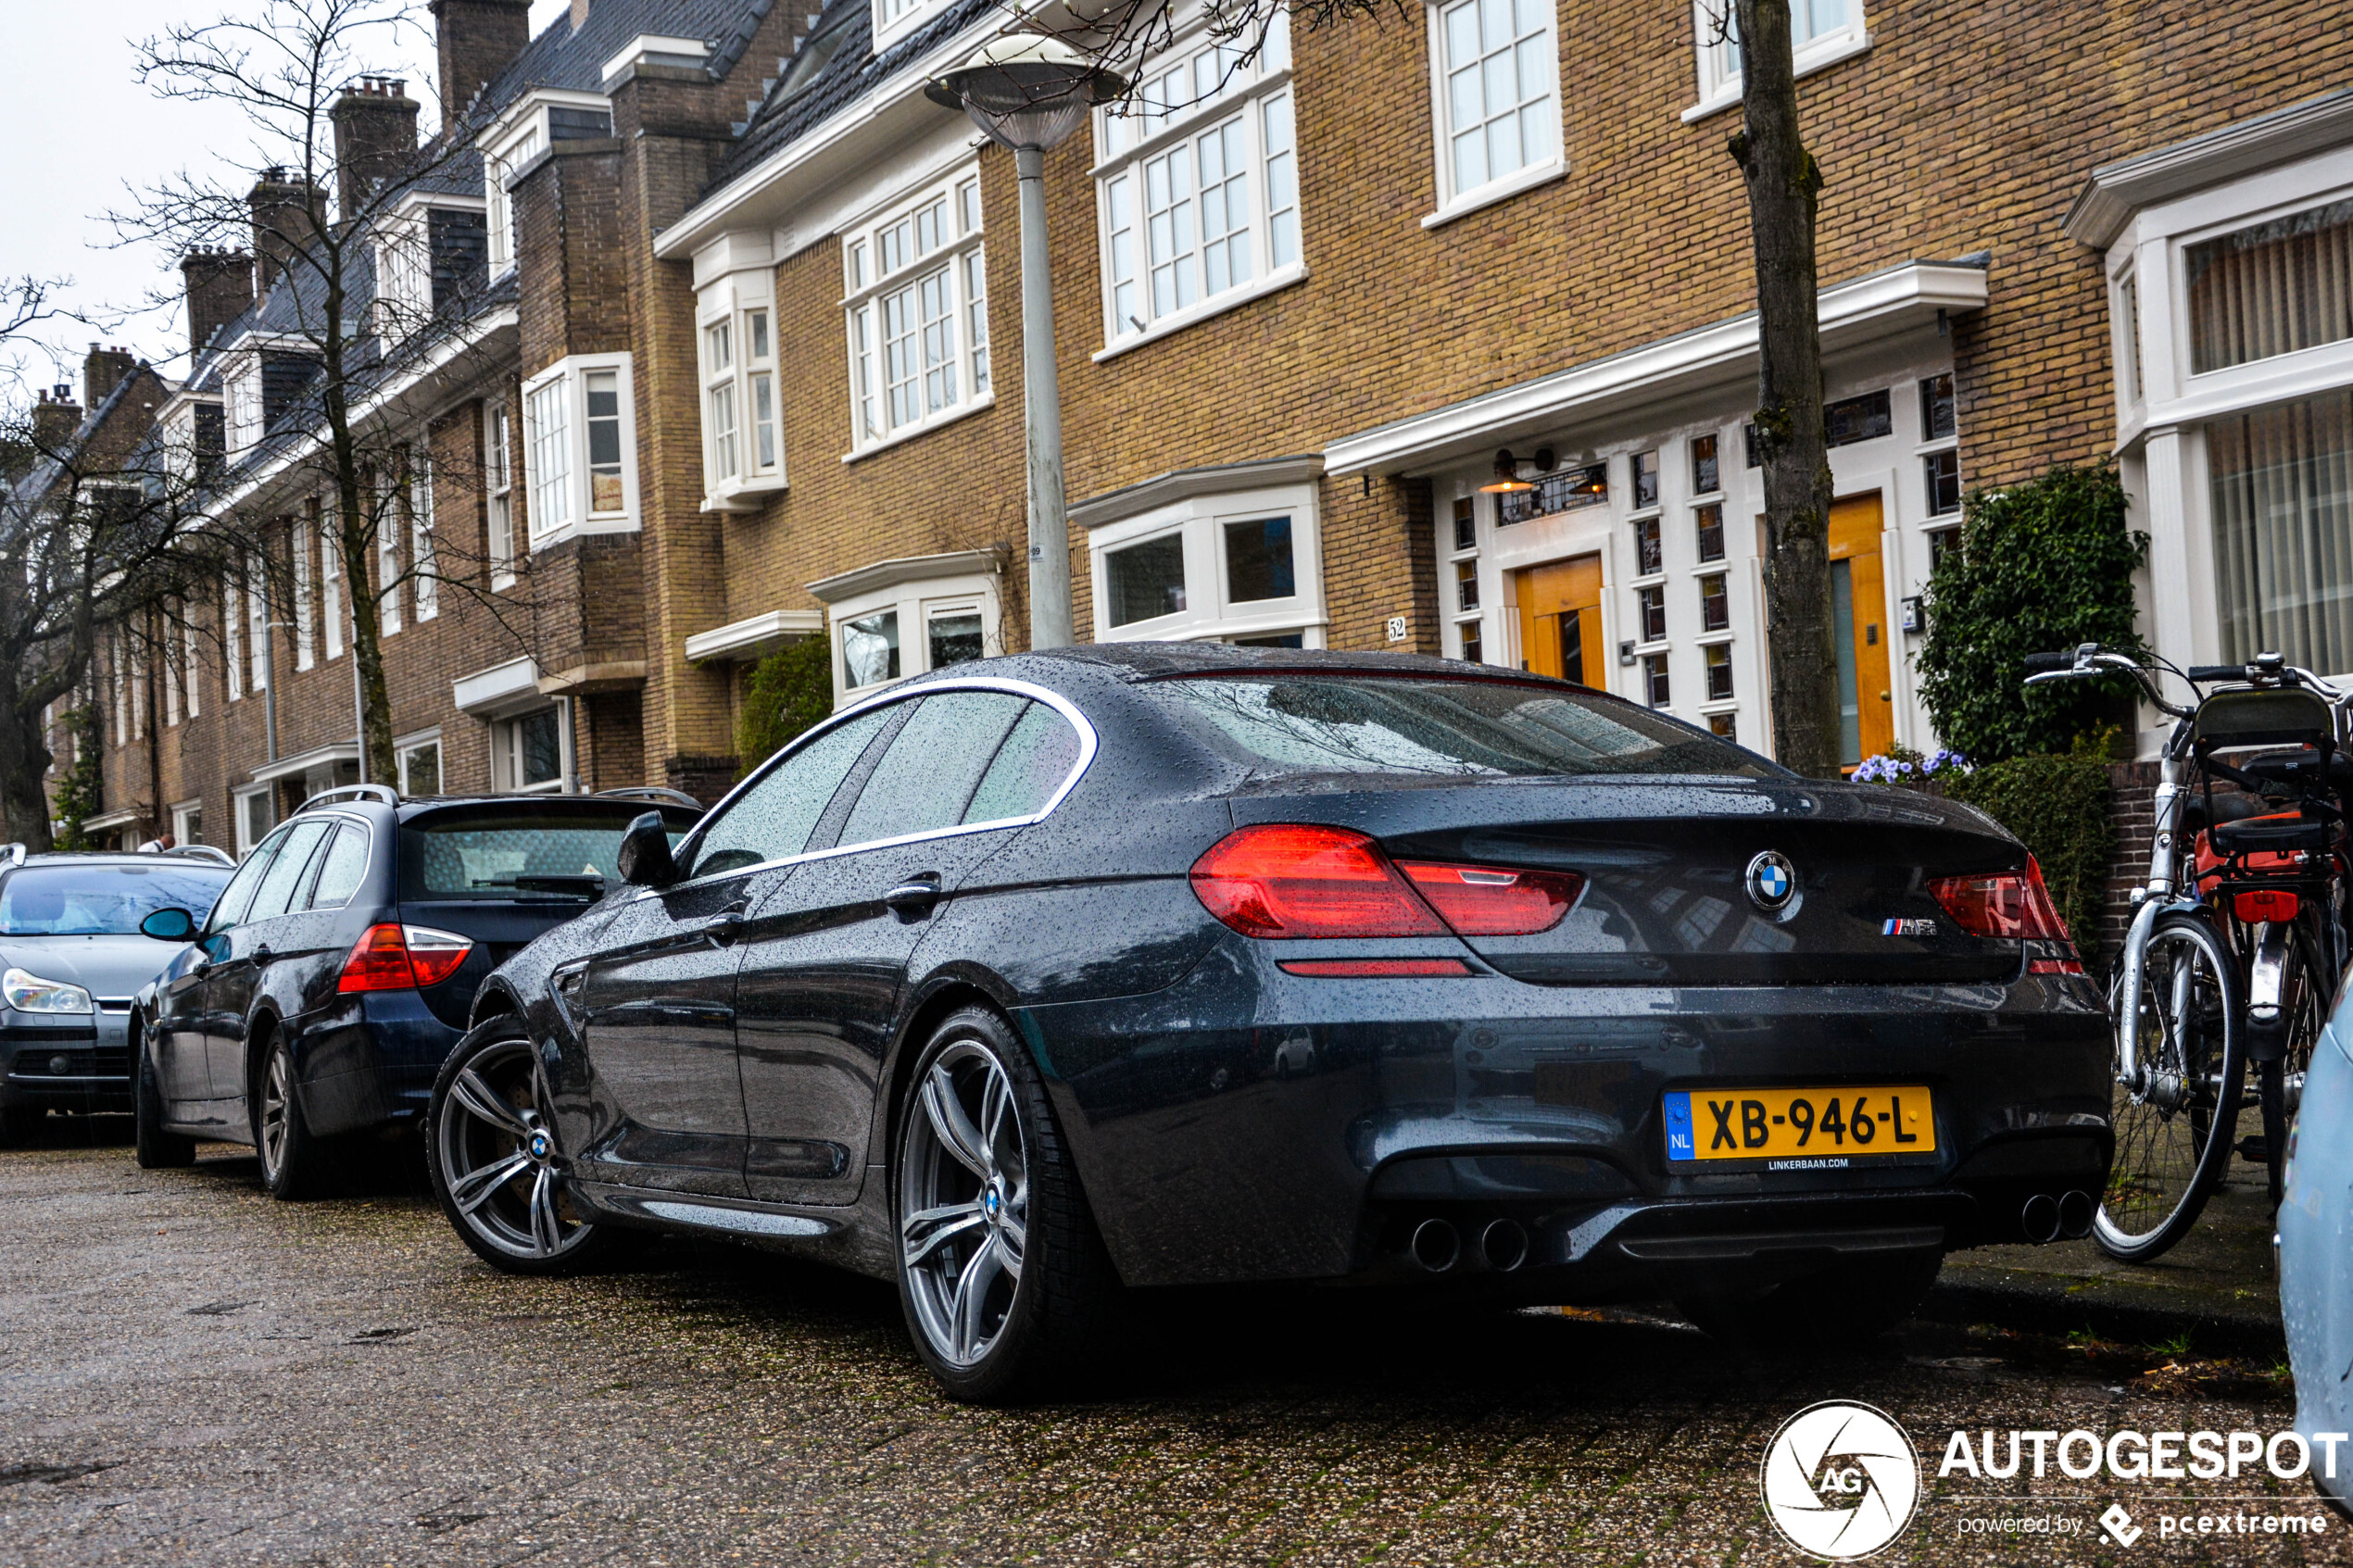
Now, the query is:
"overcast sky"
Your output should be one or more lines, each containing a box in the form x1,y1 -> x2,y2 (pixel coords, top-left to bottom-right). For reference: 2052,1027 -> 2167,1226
0,0 -> 571,399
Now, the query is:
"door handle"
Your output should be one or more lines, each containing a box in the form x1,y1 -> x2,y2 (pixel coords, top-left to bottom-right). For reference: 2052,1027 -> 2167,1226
884,879 -> 943,922
252,946 -> 272,966
194,961 -> 212,979
698,906 -> 749,947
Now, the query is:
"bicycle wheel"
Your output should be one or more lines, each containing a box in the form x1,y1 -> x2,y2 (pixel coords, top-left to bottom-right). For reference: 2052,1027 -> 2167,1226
2259,923 -> 2326,1210
2094,911 -> 2246,1262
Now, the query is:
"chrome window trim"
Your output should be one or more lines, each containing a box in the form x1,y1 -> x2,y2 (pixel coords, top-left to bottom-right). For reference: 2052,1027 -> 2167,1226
649,676 -> 1100,897
299,812 -> 377,911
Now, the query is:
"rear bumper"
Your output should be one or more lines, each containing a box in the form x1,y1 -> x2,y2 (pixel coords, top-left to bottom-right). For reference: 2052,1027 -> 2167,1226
0,1011 -> 132,1111
1024,941 -> 2110,1291
287,989 -> 460,1137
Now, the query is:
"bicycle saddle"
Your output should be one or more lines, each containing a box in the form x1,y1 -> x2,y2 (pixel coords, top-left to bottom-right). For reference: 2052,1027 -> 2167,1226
2211,813 -> 2332,853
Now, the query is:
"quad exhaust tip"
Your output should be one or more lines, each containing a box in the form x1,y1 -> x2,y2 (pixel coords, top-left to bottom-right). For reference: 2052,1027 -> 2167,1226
2020,1193 -> 2060,1245
1409,1218 -> 1461,1273
1479,1218 -> 1529,1273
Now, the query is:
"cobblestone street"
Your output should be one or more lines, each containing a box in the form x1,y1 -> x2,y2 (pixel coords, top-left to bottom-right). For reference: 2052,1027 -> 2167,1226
0,1125 -> 2341,1566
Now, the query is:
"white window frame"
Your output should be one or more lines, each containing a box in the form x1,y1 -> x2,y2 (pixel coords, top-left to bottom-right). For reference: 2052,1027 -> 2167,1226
171,799 -> 202,847
245,567 -> 269,693
1423,0 -> 1564,227
376,481 -> 403,636
490,708 -> 567,795
1683,0 -> 1871,125
411,445 -> 438,622
320,509 -> 344,660
373,202 -> 433,343
484,400 -> 516,588
222,352 -> 262,455
823,569 -> 1005,708
1092,16 -> 1303,357
869,0 -> 950,56
396,730 -> 443,796
1088,480 -> 1327,647
480,91 -> 607,278
521,352 -> 641,548
223,578 -> 243,702
696,270 -> 786,508
841,165 -> 992,458
292,520 -> 315,670
234,784 -> 273,856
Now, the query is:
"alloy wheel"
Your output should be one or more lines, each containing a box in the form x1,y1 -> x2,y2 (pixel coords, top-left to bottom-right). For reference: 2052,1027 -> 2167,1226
900,1041 -> 1028,1369
258,1047 -> 292,1177
437,1037 -> 587,1261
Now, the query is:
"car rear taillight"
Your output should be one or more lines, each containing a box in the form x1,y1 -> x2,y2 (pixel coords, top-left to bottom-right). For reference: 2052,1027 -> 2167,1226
1395,861 -> 1582,936
1190,825 -> 1444,938
1925,856 -> 2070,940
2233,888 -> 2301,923
337,923 -> 473,993
1189,824 -> 1579,941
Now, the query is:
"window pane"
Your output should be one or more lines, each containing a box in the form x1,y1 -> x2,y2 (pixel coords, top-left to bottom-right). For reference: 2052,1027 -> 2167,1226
838,693 -> 1029,848
688,708 -> 889,879
1705,643 -> 1735,702
707,320 -> 731,371
1634,517 -> 1662,576
1924,450 -> 1960,516
1264,93 -> 1299,270
1629,449 -> 1658,509
751,373 -> 776,470
1105,533 -> 1188,626
2209,388 -> 2353,672
249,821 -> 332,922
1692,433 -> 1719,495
749,310 -> 769,361
401,742 -> 441,796
842,608 -> 900,687
1695,503 -> 1725,562
928,611 -> 984,670
215,827 -> 283,925
1701,572 -> 1730,632
2187,197 -> 2353,374
1225,516 -> 1295,603
308,824 -> 371,909
1919,372 -> 1956,440
585,369 -> 624,512
965,701 -> 1083,822
1823,389 -> 1893,446
517,709 -> 561,786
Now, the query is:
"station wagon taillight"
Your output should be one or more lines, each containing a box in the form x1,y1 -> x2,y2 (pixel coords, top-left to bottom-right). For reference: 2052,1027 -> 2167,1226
1189,824 -> 1579,940
338,923 -> 473,993
1926,857 -> 2069,940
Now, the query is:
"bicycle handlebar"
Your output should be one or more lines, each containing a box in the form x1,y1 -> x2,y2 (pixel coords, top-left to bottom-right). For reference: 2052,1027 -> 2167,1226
2021,652 -> 2073,671
2186,665 -> 2245,682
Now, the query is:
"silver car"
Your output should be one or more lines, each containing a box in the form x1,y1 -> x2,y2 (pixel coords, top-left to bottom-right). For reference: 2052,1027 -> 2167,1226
0,849 -> 233,1143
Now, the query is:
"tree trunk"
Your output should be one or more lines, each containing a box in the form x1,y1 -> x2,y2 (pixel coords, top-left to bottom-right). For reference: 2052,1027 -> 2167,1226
0,692 -> 56,851
1730,0 -> 1841,779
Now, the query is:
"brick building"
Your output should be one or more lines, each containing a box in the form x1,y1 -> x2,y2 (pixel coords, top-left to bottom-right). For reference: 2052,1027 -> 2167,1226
57,0 -> 2353,848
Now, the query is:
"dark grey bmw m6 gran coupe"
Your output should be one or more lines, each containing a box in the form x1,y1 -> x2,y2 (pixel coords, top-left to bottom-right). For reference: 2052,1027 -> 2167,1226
425,644 -> 2108,1399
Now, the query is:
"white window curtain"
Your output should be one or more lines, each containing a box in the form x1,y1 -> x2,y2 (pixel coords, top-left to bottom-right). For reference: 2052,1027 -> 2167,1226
293,522 -> 315,669
223,581 -> 242,700
412,450 -> 438,621
2210,388 -> 2353,672
321,513 -> 343,659
2186,197 -> 2353,376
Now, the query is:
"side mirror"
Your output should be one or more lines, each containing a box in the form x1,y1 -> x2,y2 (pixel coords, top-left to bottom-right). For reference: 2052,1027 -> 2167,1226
140,907 -> 197,942
616,812 -> 678,888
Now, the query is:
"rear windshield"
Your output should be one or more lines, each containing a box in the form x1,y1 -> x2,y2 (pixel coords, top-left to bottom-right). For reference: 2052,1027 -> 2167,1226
399,809 -> 694,902
1142,674 -> 1780,779
0,864 -> 233,935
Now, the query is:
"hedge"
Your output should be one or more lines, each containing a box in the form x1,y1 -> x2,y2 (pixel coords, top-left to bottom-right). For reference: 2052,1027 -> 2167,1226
1943,738 -> 2115,960
734,636 -> 834,781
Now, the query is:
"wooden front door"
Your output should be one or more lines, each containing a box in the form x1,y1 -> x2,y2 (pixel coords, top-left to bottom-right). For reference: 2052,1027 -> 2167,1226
1516,555 -> 1606,687
1828,493 -> 1893,769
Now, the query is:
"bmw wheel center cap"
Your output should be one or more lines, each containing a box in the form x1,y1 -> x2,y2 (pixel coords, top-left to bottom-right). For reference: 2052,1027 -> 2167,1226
1746,849 -> 1797,911
528,1130 -> 552,1161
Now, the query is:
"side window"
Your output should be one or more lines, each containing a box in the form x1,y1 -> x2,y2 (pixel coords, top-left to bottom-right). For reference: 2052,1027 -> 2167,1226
963,702 -> 1084,823
687,708 -> 891,880
245,821 -> 332,923
837,692 -> 1027,850
208,827 -> 289,934
307,823 -> 371,909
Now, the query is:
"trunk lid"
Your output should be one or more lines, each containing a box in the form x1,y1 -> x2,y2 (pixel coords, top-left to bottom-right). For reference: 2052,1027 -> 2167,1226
1227,774 -> 2025,985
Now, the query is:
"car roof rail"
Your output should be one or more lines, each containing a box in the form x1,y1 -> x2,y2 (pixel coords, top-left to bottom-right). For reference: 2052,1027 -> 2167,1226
166,845 -> 235,866
296,784 -> 400,814
0,843 -> 22,866
595,785 -> 703,809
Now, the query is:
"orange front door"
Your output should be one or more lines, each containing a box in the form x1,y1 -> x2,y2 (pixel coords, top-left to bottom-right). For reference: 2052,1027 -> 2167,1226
1516,555 -> 1606,687
1827,493 -> 1893,768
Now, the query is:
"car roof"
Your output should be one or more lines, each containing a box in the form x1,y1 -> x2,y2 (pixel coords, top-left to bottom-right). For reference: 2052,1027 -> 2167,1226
11,852 -> 233,872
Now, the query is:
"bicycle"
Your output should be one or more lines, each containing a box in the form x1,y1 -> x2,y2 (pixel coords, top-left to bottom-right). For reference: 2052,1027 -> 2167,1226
2023,645 -> 2351,1262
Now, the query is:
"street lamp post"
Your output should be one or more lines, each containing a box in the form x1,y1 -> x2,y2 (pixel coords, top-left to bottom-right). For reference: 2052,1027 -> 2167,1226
928,37 -> 1126,652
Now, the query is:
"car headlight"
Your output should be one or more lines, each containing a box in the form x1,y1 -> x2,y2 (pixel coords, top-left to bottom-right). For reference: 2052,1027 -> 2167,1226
3,967 -> 92,1014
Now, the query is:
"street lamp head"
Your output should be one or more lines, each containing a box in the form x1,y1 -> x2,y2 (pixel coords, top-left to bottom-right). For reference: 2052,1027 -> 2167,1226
925,34 -> 1128,153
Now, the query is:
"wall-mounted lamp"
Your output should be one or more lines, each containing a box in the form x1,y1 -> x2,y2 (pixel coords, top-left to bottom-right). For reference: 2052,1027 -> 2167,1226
1478,445 -> 1556,495
1617,639 -> 1636,668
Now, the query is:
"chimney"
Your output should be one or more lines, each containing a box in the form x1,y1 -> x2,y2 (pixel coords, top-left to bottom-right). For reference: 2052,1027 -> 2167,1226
181,248 -> 255,360
572,0 -> 590,31
248,168 -> 321,293
331,77 -> 422,220
429,0 -> 532,132
83,345 -> 138,412
33,386 -> 82,449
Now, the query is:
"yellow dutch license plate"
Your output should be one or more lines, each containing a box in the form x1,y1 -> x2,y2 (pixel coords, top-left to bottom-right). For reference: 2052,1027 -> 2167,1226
1663,1085 -> 1936,1164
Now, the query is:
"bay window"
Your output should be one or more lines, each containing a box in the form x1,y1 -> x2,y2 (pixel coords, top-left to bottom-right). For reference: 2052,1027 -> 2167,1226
521,354 -> 638,546
809,549 -> 1004,706
1086,471 -> 1326,646
844,169 -> 989,453
1095,19 -> 1302,349
698,271 -> 784,505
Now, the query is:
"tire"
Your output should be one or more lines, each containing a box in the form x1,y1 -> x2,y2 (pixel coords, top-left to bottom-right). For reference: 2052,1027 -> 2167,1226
1677,1249 -> 1944,1350
892,1005 -> 1118,1402
0,1105 -> 40,1147
132,1020 -> 195,1170
427,1017 -> 633,1276
2259,924 -> 2325,1211
2094,911 -> 2245,1263
253,1031 -> 330,1200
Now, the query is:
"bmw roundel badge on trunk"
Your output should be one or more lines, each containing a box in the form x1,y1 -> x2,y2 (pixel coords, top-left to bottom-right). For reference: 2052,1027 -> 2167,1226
1746,850 -> 1796,911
